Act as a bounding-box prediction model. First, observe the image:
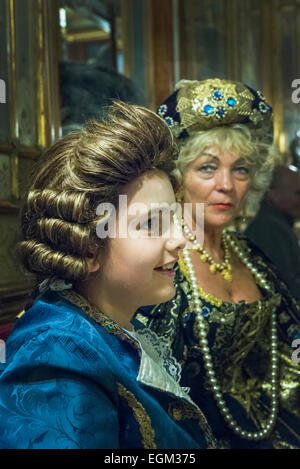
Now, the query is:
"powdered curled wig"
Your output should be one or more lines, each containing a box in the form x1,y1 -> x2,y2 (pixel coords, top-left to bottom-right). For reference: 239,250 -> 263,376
18,101 -> 178,286
173,123 -> 281,213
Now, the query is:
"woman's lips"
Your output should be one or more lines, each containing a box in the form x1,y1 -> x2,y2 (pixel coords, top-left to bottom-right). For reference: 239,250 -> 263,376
154,259 -> 178,278
154,267 -> 176,278
212,203 -> 233,210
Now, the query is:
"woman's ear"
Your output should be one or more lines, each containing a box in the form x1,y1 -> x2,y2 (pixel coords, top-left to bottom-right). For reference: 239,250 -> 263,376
86,250 -> 101,273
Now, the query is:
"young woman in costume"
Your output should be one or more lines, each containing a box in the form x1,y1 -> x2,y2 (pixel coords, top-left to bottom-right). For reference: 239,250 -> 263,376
0,101 -> 215,449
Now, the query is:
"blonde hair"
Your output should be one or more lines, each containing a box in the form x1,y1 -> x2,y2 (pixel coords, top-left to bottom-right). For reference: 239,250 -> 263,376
19,101 -> 178,287
173,123 -> 280,212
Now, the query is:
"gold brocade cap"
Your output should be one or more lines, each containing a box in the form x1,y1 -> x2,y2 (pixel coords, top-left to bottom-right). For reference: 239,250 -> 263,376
157,79 -> 273,141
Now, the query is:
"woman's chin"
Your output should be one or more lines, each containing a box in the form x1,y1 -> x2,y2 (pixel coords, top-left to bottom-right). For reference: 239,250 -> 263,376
149,285 -> 176,305
205,212 -> 236,228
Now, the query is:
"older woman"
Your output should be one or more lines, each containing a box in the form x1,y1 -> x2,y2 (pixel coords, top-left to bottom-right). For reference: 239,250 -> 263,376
135,79 -> 300,449
0,101 -> 215,449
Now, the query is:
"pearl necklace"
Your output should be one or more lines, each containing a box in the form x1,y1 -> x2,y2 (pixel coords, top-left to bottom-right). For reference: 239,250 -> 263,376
182,230 -> 279,441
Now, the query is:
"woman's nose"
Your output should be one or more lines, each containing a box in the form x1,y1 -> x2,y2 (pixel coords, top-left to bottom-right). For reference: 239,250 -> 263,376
216,169 -> 234,192
166,218 -> 186,251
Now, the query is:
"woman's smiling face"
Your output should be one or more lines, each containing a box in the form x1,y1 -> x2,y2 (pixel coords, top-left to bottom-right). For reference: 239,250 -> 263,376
182,146 -> 251,229
95,170 -> 186,313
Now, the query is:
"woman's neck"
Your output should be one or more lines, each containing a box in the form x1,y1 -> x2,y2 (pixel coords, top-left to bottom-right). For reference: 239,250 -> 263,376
75,279 -> 134,331
187,216 -> 226,262
202,226 -> 224,259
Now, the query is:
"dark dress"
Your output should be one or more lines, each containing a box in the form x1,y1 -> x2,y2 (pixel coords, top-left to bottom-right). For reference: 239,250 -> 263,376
134,234 -> 300,449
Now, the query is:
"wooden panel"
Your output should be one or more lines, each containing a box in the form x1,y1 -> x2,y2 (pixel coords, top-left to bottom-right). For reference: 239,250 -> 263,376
143,0 -> 155,109
260,0 -> 274,103
225,0 -> 239,80
277,2 -> 300,152
271,0 -> 285,152
36,0 -> 61,147
238,0 -> 262,90
178,0 -> 187,79
151,0 -> 174,107
14,0 -> 38,146
180,0 -> 226,81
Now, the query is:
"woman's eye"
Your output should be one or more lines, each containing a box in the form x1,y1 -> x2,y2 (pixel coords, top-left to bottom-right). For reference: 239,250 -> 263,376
198,164 -> 216,173
234,166 -> 250,176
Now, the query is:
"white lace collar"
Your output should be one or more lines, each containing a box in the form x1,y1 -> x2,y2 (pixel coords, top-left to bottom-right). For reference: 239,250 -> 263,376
125,327 -> 198,409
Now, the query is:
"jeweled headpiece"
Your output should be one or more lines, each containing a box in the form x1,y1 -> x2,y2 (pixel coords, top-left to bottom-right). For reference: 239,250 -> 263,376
157,79 -> 273,141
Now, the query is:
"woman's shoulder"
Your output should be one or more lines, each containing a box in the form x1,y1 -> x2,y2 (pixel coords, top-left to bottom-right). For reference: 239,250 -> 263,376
4,290 -> 119,380
234,231 -> 276,267
236,232 -> 300,312
9,289 -> 100,345
233,231 -> 288,285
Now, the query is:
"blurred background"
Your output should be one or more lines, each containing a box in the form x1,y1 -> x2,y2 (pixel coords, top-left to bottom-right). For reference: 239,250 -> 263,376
0,0 -> 300,323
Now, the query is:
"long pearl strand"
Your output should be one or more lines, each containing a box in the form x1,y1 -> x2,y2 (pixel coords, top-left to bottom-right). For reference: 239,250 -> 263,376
182,229 -> 279,441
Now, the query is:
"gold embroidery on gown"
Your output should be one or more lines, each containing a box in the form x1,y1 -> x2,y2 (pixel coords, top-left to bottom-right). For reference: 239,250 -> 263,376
117,383 -> 157,449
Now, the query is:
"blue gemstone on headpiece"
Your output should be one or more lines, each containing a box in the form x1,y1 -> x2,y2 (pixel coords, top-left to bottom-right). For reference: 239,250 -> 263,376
259,102 -> 268,113
165,116 -> 174,127
227,97 -> 236,107
216,108 -> 225,118
292,330 -> 299,339
204,104 -> 214,115
268,105 -> 272,111
214,90 -> 222,99
158,104 -> 167,116
202,307 -> 209,317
